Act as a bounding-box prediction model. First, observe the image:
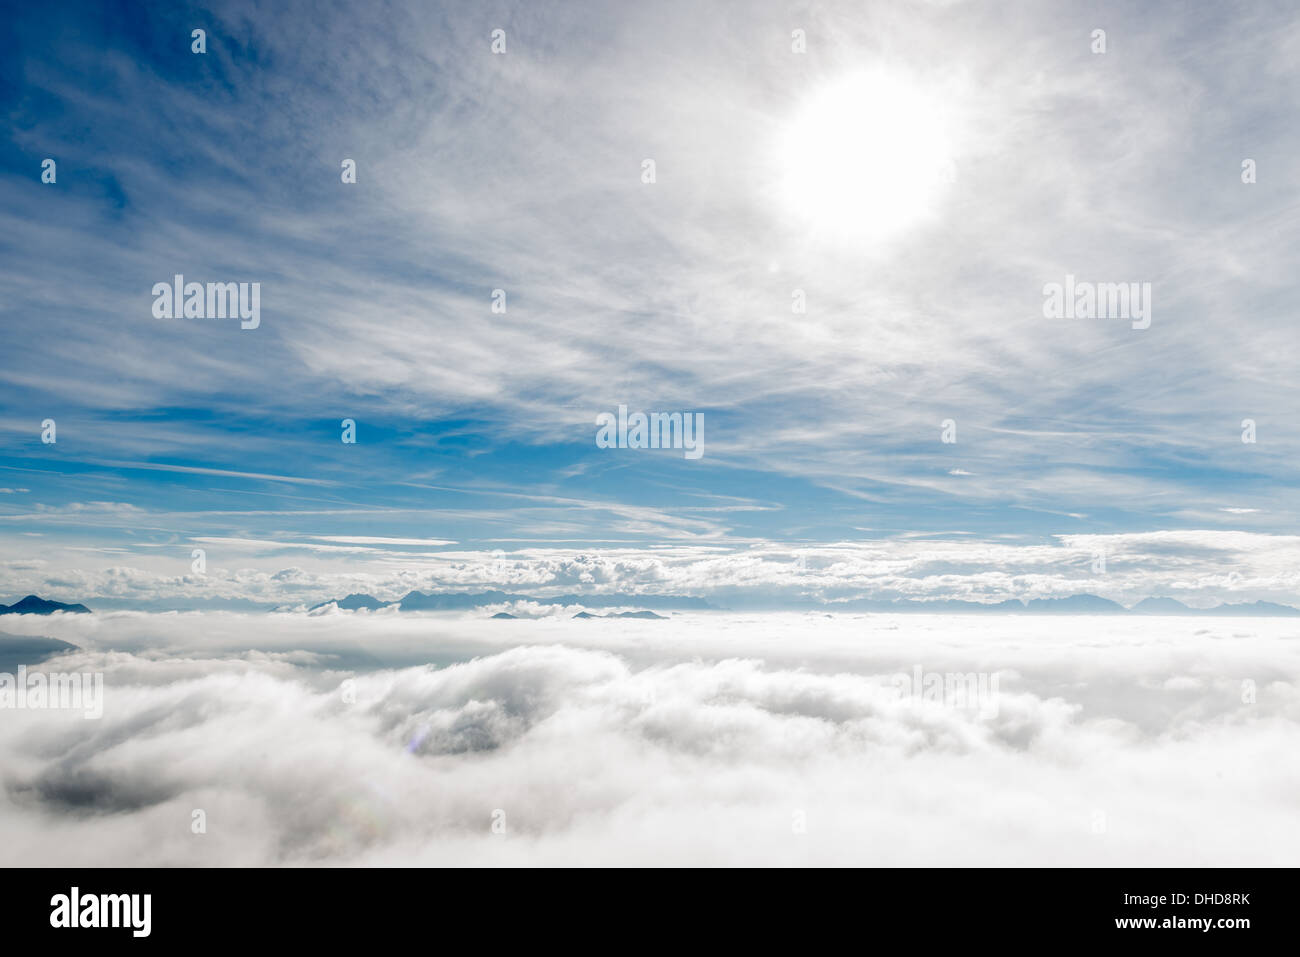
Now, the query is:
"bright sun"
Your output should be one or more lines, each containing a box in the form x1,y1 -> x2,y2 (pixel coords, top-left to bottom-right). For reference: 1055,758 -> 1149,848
777,70 -> 955,245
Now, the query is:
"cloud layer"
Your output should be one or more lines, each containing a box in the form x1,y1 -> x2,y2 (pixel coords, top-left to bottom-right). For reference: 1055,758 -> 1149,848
5,529 -> 1300,609
1,611 -> 1295,865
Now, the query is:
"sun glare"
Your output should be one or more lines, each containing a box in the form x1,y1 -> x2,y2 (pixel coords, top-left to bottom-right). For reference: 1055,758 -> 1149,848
777,70 -> 955,245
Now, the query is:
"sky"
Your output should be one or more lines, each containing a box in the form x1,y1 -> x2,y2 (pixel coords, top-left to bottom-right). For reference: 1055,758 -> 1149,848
2,0 -> 1299,608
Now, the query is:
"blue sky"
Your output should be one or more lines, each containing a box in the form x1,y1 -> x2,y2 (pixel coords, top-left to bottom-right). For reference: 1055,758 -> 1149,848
2,0 -> 1299,608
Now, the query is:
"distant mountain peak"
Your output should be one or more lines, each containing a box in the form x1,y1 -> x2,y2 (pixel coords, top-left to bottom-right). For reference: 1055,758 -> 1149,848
295,590 -> 1299,617
0,595 -> 92,615
1022,595 -> 1127,614
1132,597 -> 1192,614
572,610 -> 666,620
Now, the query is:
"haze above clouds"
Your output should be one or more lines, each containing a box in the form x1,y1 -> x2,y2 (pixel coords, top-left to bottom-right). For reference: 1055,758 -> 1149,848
3,528 -> 1299,611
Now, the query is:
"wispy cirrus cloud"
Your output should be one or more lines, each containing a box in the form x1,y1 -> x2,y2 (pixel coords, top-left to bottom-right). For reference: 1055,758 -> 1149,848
2,0 -> 1298,594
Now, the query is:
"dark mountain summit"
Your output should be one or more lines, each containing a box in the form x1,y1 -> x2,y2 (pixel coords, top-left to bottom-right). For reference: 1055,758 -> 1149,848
329,593 -> 389,611
308,590 -> 711,613
303,590 -> 1300,617
0,632 -> 81,671
573,610 -> 666,620
0,595 -> 92,615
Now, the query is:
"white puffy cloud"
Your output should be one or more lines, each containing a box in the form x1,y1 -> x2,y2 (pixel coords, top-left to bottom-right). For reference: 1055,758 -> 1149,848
4,531 -> 1299,608
0,612 -> 1294,865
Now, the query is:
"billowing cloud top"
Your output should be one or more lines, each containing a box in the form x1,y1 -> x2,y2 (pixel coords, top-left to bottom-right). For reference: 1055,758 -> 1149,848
1,611 -> 1295,865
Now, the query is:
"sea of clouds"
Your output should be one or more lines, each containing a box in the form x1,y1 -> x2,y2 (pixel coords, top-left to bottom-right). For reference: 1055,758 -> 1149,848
9,531 -> 1300,612
1,610 -> 1296,866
